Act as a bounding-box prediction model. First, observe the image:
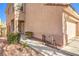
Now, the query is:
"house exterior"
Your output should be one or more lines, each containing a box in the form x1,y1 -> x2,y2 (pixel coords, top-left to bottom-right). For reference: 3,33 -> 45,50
6,3 -> 79,47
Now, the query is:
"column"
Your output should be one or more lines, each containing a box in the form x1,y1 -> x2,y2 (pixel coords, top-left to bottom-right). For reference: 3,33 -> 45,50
14,4 -> 19,33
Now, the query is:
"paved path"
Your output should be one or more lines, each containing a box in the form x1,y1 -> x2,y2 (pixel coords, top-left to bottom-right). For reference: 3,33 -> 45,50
62,37 -> 79,55
20,38 -> 70,56
1,36 -> 79,56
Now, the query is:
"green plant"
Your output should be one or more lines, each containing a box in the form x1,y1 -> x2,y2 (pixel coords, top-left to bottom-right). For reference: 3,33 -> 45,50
25,31 -> 33,39
22,43 -> 29,48
7,33 -> 20,44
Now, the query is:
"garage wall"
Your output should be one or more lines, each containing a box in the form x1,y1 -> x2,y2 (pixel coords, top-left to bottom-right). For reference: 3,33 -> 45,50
24,4 -> 64,46
63,11 -> 79,46
63,6 -> 79,44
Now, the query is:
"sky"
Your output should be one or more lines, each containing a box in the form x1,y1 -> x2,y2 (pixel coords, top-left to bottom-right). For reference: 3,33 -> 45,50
0,3 -> 7,24
71,3 -> 79,14
0,3 -> 79,24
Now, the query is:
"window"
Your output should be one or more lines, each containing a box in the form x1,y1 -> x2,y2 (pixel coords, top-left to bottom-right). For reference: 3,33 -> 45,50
11,19 -> 14,32
20,4 -> 24,12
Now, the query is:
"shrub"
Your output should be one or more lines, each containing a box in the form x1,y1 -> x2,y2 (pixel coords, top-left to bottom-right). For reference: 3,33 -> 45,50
7,33 -> 20,44
22,43 -> 29,48
25,31 -> 33,39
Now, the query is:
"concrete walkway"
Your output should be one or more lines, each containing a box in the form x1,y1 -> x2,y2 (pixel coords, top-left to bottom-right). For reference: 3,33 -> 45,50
20,38 -> 69,56
62,37 -> 79,55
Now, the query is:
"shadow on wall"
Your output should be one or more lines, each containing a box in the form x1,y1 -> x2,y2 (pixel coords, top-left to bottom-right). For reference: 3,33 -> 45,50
35,33 -> 64,47
53,34 -> 63,47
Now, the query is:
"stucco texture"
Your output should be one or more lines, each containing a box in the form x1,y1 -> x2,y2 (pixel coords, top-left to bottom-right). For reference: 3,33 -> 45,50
25,4 -> 63,46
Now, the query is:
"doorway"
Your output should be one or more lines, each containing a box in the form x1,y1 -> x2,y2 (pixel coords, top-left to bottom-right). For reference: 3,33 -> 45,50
18,21 -> 24,33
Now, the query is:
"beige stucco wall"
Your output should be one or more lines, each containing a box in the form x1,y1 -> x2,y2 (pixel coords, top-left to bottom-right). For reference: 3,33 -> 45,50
63,6 -> 79,20
6,4 -> 20,33
6,3 -> 79,47
76,23 -> 79,36
6,4 -> 14,33
62,12 -> 77,44
24,4 -> 64,46
62,7 -> 79,46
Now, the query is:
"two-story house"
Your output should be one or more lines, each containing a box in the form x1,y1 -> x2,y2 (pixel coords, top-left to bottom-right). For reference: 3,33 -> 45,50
6,3 -> 79,47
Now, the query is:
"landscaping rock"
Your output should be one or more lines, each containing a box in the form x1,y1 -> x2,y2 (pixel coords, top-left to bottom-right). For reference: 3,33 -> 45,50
0,38 -> 42,56
2,44 -> 42,56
